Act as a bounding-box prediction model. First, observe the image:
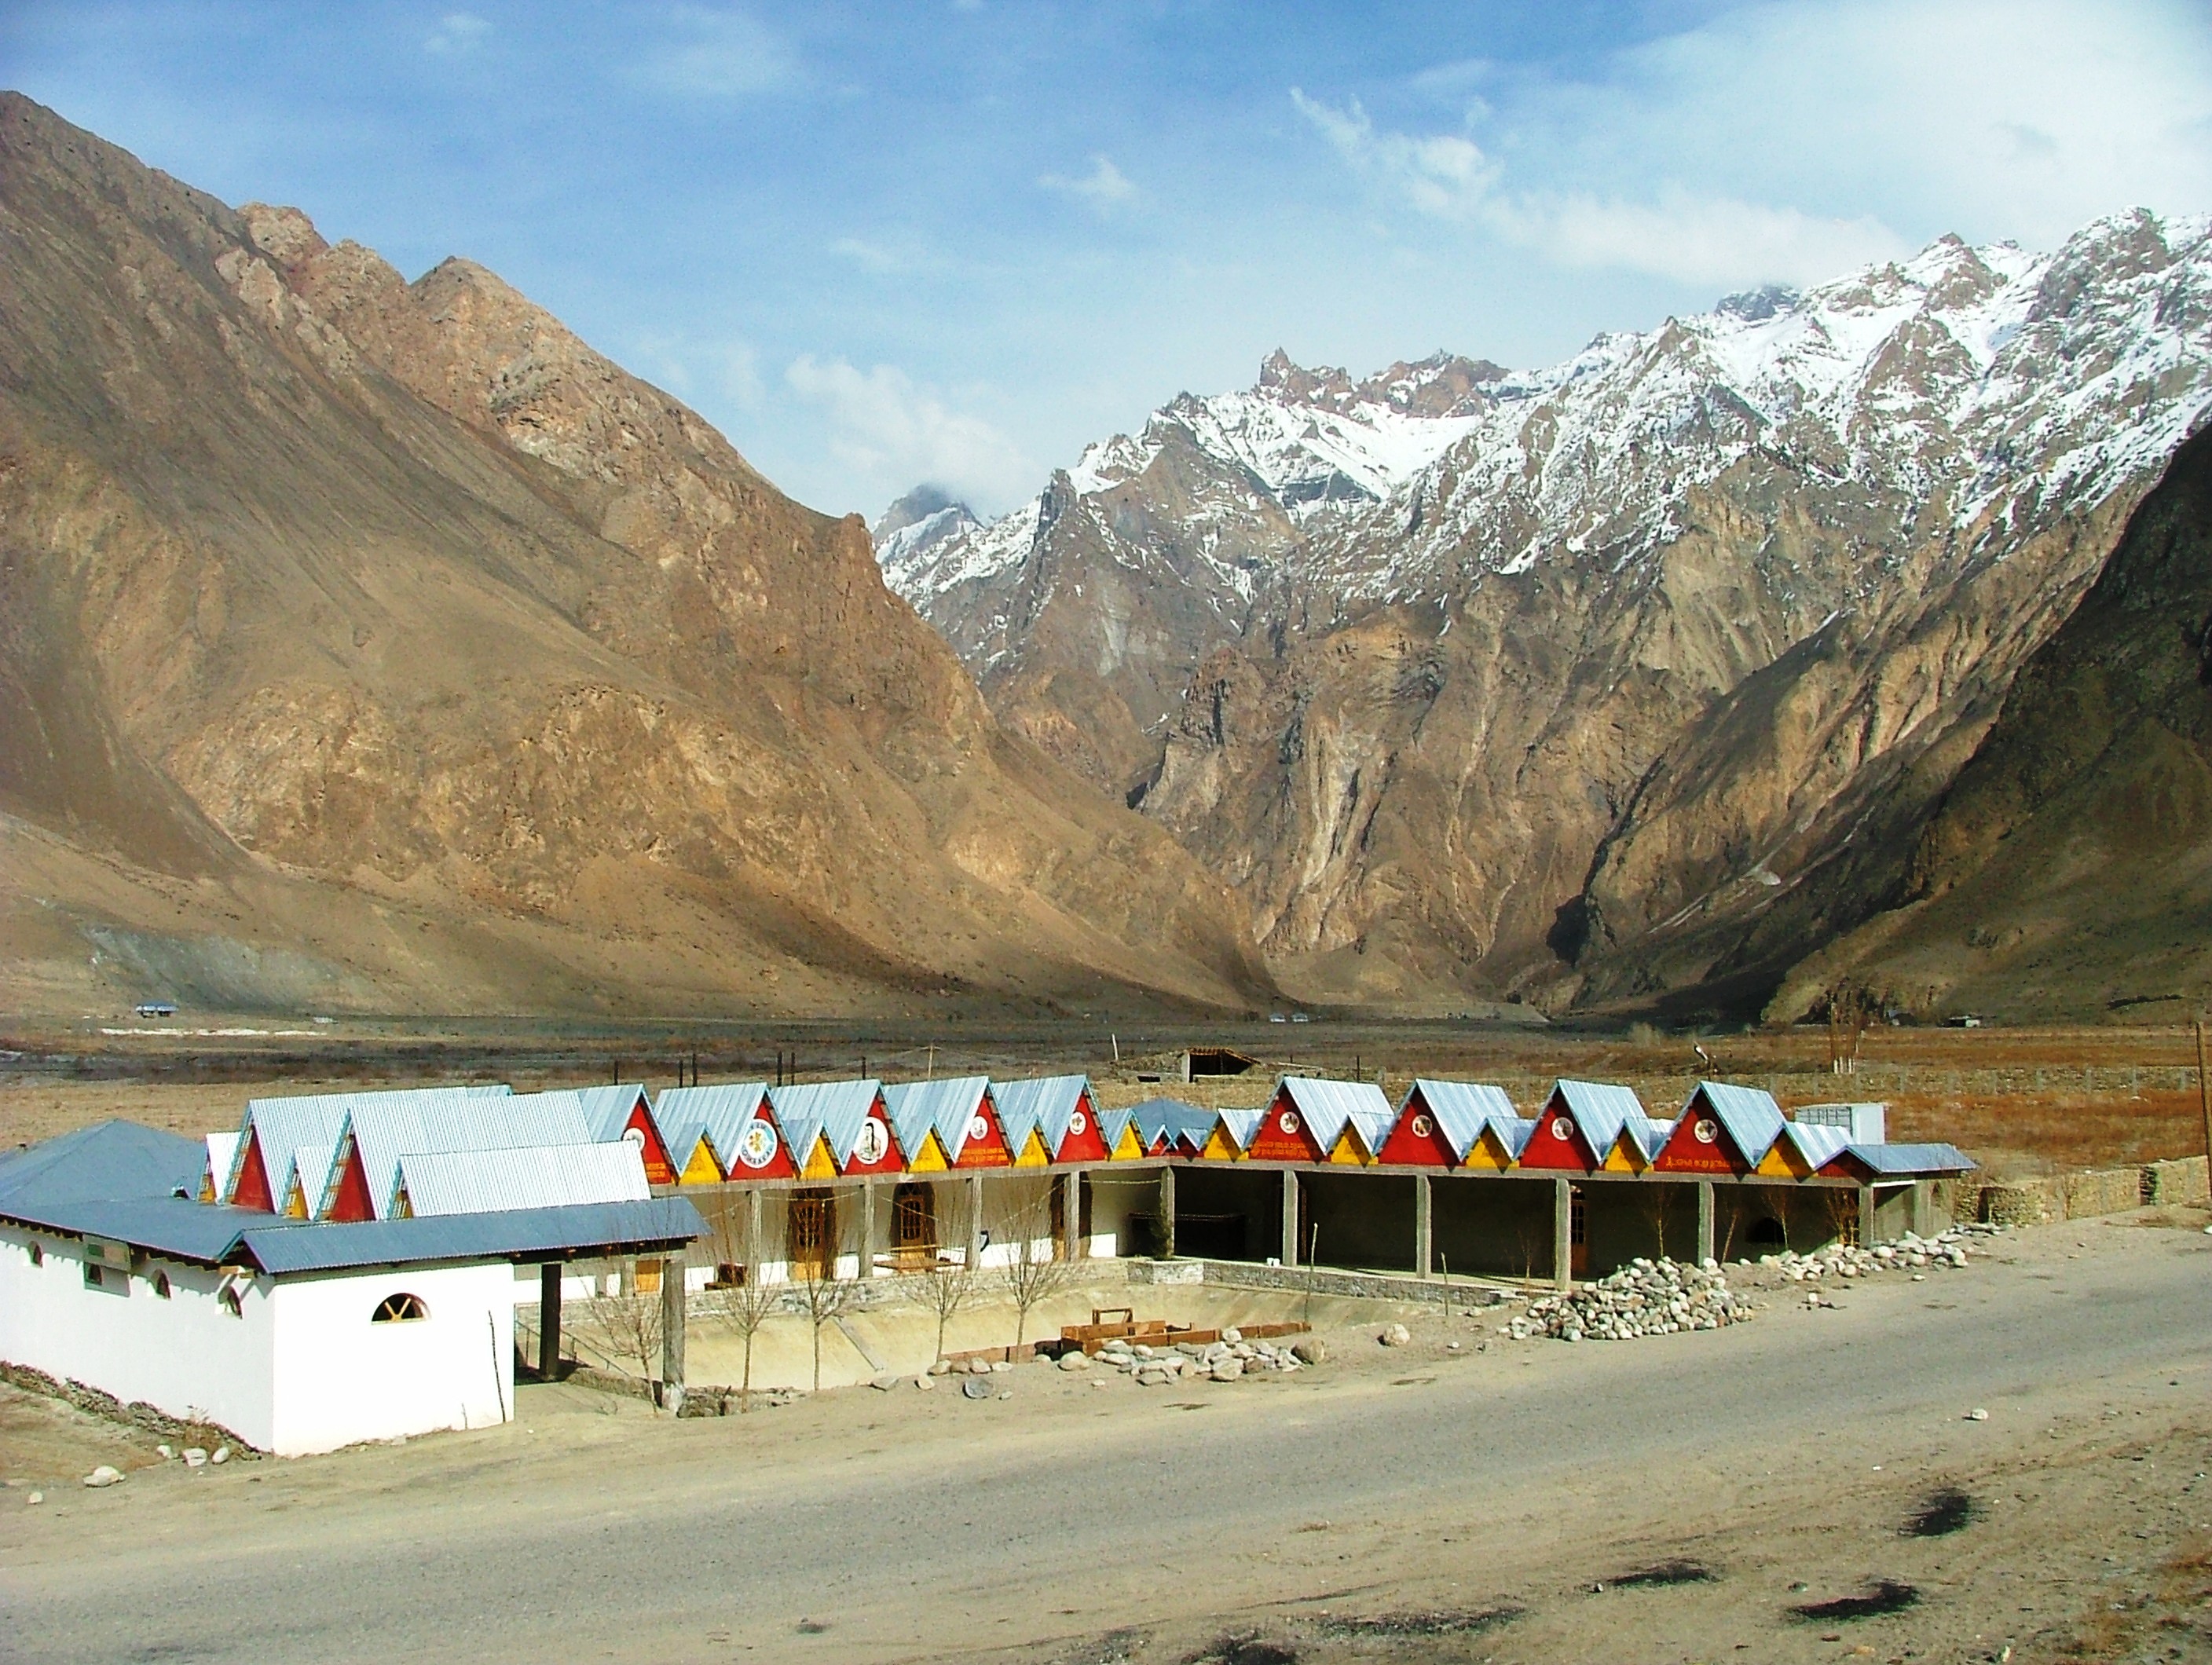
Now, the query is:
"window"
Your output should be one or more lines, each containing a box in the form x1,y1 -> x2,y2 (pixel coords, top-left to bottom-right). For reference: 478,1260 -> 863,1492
27,1242 -> 41,1267
372,1292 -> 429,1323
83,1262 -> 105,1289
152,1271 -> 172,1299
220,1285 -> 244,1317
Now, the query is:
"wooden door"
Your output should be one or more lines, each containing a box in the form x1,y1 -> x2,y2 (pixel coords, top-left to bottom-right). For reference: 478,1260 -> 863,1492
892,1182 -> 936,1265
789,1189 -> 836,1279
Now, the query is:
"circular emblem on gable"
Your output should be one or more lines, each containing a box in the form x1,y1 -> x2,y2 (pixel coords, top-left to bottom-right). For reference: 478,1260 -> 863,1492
737,1120 -> 778,1169
621,1126 -> 645,1148
1280,1111 -> 1302,1135
967,1114 -> 991,1144
854,1119 -> 889,1166
1411,1114 -> 1434,1139
1552,1115 -> 1577,1142
1694,1118 -> 1720,1145
1068,1110 -> 1088,1136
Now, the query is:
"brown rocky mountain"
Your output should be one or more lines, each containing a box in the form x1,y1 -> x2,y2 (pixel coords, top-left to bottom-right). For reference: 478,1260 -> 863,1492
1778,423 -> 2212,1022
889,220 -> 2212,1019
0,93 -> 1269,1019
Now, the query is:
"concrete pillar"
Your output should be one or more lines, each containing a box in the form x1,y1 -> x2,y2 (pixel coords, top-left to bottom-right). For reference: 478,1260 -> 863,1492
1552,1177 -> 1572,1290
1857,1184 -> 1877,1247
537,1262 -> 562,1379
1061,1170 -> 1083,1261
1412,1173 -> 1432,1278
1155,1163 -> 1176,1259
967,1173 -> 986,1268
1911,1179 -> 1936,1238
859,1180 -> 878,1278
1696,1180 -> 1716,1266
1281,1169 -> 1301,1267
745,1187 -> 764,1264
658,1249 -> 686,1414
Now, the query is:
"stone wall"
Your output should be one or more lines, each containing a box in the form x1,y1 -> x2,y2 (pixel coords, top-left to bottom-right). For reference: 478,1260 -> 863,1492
1975,1155 -> 2210,1225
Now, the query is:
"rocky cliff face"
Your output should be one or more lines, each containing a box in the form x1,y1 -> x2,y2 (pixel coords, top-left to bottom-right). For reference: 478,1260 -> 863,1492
0,93 -> 1269,1019
887,217 -> 2212,1015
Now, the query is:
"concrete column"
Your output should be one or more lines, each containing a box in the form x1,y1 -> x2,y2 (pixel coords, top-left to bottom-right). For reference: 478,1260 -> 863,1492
1281,1169 -> 1301,1267
967,1173 -> 986,1268
1696,1180 -> 1716,1266
1412,1173 -> 1433,1278
658,1249 -> 686,1414
1911,1179 -> 1936,1238
1857,1184 -> 1877,1247
1156,1164 -> 1176,1260
1552,1177 -> 1572,1290
1061,1170 -> 1083,1261
859,1180 -> 878,1278
538,1262 -> 562,1379
745,1187 -> 764,1264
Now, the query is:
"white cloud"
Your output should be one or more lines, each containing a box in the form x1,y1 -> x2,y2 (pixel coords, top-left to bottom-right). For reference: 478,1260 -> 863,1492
627,332 -> 765,412
830,236 -> 905,273
785,356 -> 1034,511
1039,155 -> 1137,210
1297,0 -> 2212,289
423,12 -> 489,55
632,5 -> 795,98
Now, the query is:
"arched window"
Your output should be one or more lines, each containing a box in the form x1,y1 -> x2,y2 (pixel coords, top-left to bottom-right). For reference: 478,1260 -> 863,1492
1747,1217 -> 1788,1248
152,1271 -> 172,1299
26,1242 -> 42,1267
219,1284 -> 244,1317
372,1292 -> 428,1323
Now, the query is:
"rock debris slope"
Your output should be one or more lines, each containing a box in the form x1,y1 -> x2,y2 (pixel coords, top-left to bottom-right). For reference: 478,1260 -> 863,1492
887,218 -> 2212,1015
0,93 -> 1268,1018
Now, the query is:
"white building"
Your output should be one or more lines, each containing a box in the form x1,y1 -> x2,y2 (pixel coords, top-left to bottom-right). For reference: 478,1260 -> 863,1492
0,1122 -> 701,1455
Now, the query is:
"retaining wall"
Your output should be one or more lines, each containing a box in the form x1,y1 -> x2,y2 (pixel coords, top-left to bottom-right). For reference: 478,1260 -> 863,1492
1976,1155 -> 2210,1225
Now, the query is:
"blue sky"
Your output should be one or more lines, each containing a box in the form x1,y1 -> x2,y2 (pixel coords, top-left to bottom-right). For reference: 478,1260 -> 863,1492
8,2 -> 2212,520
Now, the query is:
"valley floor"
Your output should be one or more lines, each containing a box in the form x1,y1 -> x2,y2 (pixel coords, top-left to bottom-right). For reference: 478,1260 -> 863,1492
2,1212 -> 2207,1663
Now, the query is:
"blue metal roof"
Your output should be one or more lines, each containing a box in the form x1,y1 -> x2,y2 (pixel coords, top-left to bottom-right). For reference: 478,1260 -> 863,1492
1216,1107 -> 1264,1153
882,1077 -> 991,1162
1548,1080 -> 1648,1157
652,1084 -> 772,1180
1773,1120 -> 1852,1170
991,1075 -> 1093,1155
230,1085 -> 508,1205
396,1143 -> 651,1217
0,1121 -> 204,1209
339,1091 -> 597,1219
1683,1081 -> 1787,1165
769,1080 -> 885,1167
1405,1081 -> 1518,1160
574,1084 -> 652,1141
1277,1078 -> 1394,1155
1128,1096 -> 1214,1151
1841,1141 -> 1977,1176
236,1197 -> 706,1275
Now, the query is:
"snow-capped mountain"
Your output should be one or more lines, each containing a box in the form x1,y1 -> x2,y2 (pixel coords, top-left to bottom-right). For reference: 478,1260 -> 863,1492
876,209 -> 2212,1018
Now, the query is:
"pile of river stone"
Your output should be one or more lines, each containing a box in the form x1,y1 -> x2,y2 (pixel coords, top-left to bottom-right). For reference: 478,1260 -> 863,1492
1761,1225 -> 1987,1284
1503,1257 -> 1748,1343
1093,1329 -> 1317,1385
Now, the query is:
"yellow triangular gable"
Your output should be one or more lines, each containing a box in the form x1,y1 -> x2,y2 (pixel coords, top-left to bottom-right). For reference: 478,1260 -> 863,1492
1013,1129 -> 1050,1168
1202,1124 -> 1243,1162
283,1175 -> 309,1219
1109,1122 -> 1145,1160
1326,1127 -> 1372,1166
1462,1127 -> 1514,1171
679,1136 -> 723,1186
390,1185 -> 414,1220
1602,1132 -> 1646,1174
801,1135 -> 839,1180
1758,1138 -> 1813,1179
906,1129 -> 950,1173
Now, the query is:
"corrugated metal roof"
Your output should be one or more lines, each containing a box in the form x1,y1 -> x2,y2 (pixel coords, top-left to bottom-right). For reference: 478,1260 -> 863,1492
1407,1081 -> 1518,1160
236,1198 -> 707,1275
883,1077 -> 990,1162
1686,1081 -> 1787,1164
1129,1096 -> 1215,1149
397,1142 -> 650,1217
231,1085 -> 508,1203
991,1075 -> 1093,1154
1551,1080 -> 1648,1157
1493,1116 -> 1540,1159
288,1144 -> 336,1214
1842,1141 -> 1976,1176
1216,1107 -> 1265,1153
652,1084 -> 771,1180
0,1121 -> 204,1209
339,1092 -> 595,1220
574,1084 -> 651,1141
1092,1101 -> 1139,1154
1278,1078 -> 1394,1154
657,1118 -> 712,1178
202,1132 -> 240,1198
769,1080 -> 884,1166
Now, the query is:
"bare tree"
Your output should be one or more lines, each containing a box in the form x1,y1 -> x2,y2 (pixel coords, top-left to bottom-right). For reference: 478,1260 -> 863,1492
997,1189 -> 1075,1352
585,1261 -> 664,1400
706,1196 -> 782,1412
1824,980 -> 1882,1076
917,1183 -> 976,1365
788,1201 -> 859,1392
1639,1183 -> 1672,1262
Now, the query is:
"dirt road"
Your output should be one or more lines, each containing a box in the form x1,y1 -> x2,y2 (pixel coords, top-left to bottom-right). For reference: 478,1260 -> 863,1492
2,1216 -> 2209,1664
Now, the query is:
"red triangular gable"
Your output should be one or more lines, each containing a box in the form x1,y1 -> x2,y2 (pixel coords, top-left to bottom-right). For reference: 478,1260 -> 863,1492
840,1093 -> 904,1176
1377,1087 -> 1459,1166
628,1103 -> 679,1186
1053,1091 -> 1109,1163
1653,1088 -> 1752,1175
1516,1090 -> 1599,1172
324,1141 -> 375,1222
725,1103 -> 796,1180
1244,1088 -> 1326,1162
231,1131 -> 273,1213
950,1093 -> 1013,1169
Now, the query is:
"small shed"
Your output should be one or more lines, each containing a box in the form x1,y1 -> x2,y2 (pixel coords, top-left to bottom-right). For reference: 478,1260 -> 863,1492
1652,1081 -> 1786,1176
1182,1047 -> 1259,1080
1793,1101 -> 1888,1144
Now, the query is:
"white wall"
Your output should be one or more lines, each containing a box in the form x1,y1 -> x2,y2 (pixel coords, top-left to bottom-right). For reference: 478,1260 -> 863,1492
0,1225 -> 278,1449
269,1262 -> 513,1455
